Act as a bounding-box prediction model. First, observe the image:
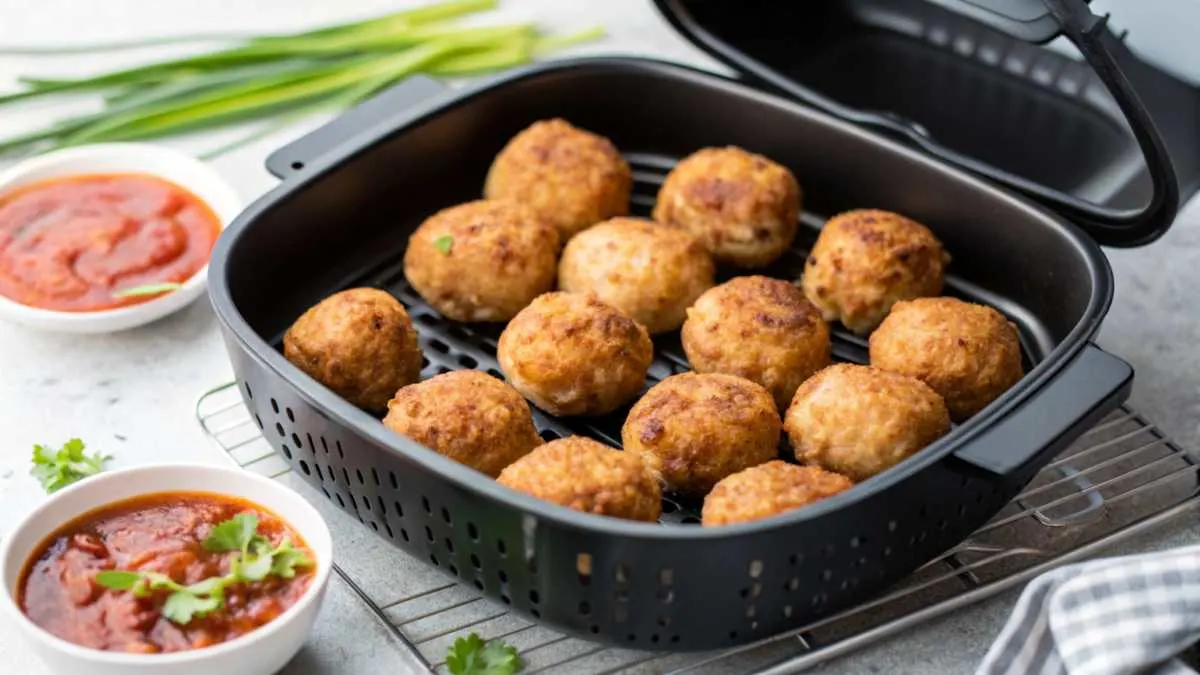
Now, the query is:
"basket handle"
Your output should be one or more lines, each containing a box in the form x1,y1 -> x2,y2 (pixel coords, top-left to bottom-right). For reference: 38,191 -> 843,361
952,344 -> 1133,477
265,76 -> 450,180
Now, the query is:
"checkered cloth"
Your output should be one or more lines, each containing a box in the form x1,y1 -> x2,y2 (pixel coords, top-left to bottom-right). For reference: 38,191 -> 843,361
977,545 -> 1200,675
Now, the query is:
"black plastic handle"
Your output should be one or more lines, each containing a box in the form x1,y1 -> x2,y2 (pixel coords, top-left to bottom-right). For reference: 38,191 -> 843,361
953,344 -> 1133,477
265,76 -> 450,180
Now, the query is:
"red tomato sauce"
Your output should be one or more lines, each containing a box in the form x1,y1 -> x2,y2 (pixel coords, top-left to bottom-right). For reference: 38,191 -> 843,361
18,493 -> 315,654
0,173 -> 221,312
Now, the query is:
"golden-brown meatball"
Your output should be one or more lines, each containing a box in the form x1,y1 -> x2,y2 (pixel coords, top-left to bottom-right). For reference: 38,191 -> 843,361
383,371 -> 541,477
622,373 -> 780,496
498,436 -> 662,522
784,364 -> 950,482
484,118 -> 632,241
559,217 -> 715,334
403,199 -> 559,322
652,146 -> 801,267
497,292 -> 653,416
869,297 -> 1024,422
283,288 -> 422,412
701,461 -> 853,526
801,209 -> 949,335
681,275 -> 831,410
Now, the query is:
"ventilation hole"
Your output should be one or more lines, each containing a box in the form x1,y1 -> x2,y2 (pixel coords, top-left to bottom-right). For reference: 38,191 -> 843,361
336,440 -> 344,458
385,523 -> 394,539
371,468 -> 380,486
299,460 -> 310,475
958,504 -> 968,517
275,422 -> 285,438
615,589 -> 630,603
539,428 -> 561,442
681,515 -> 701,524
661,500 -> 678,514
671,635 -> 680,644
528,558 -> 538,575
976,491 -> 986,504
498,539 -> 508,556
501,594 -> 511,605
401,529 -> 410,542
244,382 -> 253,399
627,634 -> 636,642
429,339 -> 449,354
422,496 -> 431,514
445,538 -> 455,553
657,588 -> 675,603
745,605 -> 756,619
739,587 -> 750,599
342,468 -> 350,485
458,354 -> 478,368
789,553 -> 802,566
659,568 -> 674,586
786,578 -> 799,591
822,569 -> 833,581
281,444 -> 292,460
369,521 -> 378,532
614,563 -> 630,584
729,631 -> 738,640
448,564 -> 458,577
468,523 -> 479,541
321,486 -> 331,500
939,519 -> 949,531
286,408 -> 295,423
783,605 -> 793,618
430,553 -> 439,566
651,634 -> 660,644
498,570 -> 508,583
529,590 -> 540,604
377,495 -> 386,515
328,465 -> 337,484
658,616 -> 670,627
290,161 -> 304,171
321,437 -> 330,453
335,494 -> 345,508
488,368 -> 504,380
417,313 -> 437,327
577,553 -> 592,585
441,507 -> 452,524
474,578 -> 484,590
850,537 -> 862,548
579,601 -> 592,616
751,621 -> 759,631
590,625 -> 600,634
425,526 -> 434,543
812,593 -> 827,607
748,560 -> 764,578
361,496 -> 371,511
306,433 -> 315,452
254,414 -> 263,430
356,469 -> 365,485
887,519 -> 898,532
750,583 -> 761,598
840,579 -> 849,591
270,398 -> 279,414
389,471 -> 399,489
918,506 -> 928,519
531,608 -> 541,619
470,554 -> 482,570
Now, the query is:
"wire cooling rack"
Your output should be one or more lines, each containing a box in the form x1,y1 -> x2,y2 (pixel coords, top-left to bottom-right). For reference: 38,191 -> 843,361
197,382 -> 1199,674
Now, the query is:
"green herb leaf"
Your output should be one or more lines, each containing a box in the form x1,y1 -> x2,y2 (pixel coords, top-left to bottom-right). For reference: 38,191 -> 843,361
239,552 -> 274,582
162,591 -> 222,625
447,633 -> 523,675
203,513 -> 259,553
95,570 -> 141,590
269,538 -> 314,579
434,234 -> 454,255
112,282 -> 183,298
29,438 -> 111,494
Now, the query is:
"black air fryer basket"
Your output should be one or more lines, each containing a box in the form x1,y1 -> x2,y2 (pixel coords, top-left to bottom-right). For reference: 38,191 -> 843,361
208,0 -> 1199,651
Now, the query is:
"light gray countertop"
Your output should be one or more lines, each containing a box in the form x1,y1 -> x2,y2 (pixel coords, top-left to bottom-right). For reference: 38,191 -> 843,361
0,2 -> 1196,673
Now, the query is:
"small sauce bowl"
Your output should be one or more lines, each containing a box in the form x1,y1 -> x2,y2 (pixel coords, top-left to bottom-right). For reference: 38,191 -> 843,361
0,144 -> 242,333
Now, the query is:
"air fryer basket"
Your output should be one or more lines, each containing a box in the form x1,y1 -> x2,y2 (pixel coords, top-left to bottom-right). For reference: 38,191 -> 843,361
209,59 -> 1133,650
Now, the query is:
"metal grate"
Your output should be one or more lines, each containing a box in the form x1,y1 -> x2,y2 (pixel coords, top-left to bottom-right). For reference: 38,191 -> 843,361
197,383 -> 1199,674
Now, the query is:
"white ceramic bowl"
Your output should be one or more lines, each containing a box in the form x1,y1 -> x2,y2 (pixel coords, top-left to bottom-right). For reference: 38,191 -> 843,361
0,465 -> 332,675
0,144 -> 242,333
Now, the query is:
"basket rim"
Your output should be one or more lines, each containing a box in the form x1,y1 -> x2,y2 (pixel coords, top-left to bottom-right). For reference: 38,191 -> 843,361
207,56 -> 1114,541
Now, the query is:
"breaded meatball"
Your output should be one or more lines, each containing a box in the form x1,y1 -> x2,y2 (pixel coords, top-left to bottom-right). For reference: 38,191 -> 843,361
652,146 -> 801,267
497,292 -> 653,416
702,461 -> 853,526
283,288 -> 422,412
622,373 -> 780,495
403,199 -> 559,322
869,297 -> 1024,422
784,364 -> 950,482
484,118 -> 632,241
681,276 -> 831,410
559,217 -> 715,334
498,436 -> 662,522
801,209 -> 949,335
383,371 -> 541,477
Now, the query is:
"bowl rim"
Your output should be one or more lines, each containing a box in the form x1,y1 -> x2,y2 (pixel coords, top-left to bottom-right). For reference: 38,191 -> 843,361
0,143 -> 243,330
0,463 -> 333,666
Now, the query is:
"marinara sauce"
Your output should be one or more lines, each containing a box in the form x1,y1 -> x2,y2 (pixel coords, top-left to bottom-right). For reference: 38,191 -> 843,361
18,493 -> 315,653
0,173 -> 221,312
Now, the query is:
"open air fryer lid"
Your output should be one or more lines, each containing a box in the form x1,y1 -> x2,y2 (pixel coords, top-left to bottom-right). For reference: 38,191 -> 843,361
653,0 -> 1200,247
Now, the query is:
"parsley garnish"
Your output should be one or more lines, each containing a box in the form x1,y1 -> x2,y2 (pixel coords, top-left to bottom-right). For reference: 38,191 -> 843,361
434,234 -> 454,255
446,633 -> 523,675
30,438 -> 111,493
95,513 -> 313,625
112,282 -> 184,298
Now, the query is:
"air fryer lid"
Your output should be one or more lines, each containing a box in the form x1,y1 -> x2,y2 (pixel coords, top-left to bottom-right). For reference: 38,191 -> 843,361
654,0 -> 1187,247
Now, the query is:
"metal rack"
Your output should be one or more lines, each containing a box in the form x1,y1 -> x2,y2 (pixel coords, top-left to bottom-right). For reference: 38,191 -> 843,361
197,382 -> 1199,674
